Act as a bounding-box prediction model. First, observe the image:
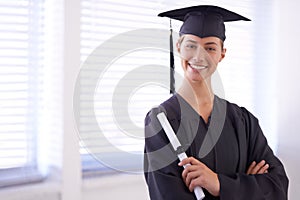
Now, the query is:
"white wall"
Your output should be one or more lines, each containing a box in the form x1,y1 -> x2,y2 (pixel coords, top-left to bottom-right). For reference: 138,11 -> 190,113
275,0 -> 300,199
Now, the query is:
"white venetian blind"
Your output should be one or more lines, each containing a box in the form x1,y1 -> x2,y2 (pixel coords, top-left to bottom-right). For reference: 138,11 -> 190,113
0,0 -> 44,186
79,0 -> 276,175
79,0 -> 173,174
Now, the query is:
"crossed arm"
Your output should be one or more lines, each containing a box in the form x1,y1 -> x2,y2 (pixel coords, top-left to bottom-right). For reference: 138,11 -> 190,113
144,106 -> 288,199
179,157 -> 269,197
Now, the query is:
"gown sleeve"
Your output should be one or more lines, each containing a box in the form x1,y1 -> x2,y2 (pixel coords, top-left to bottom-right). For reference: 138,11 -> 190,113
143,106 -> 199,200
218,107 -> 289,200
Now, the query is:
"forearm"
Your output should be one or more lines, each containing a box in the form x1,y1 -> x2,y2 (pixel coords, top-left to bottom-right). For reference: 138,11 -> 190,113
145,170 -> 196,200
218,170 -> 288,200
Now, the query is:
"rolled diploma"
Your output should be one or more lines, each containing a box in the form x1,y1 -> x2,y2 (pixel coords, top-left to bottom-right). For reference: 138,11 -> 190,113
157,112 -> 205,200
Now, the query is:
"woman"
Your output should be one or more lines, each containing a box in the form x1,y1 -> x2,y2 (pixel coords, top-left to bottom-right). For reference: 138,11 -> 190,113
144,5 -> 288,200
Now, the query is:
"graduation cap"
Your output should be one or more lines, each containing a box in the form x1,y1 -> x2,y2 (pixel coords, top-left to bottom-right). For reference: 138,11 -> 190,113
158,5 -> 250,93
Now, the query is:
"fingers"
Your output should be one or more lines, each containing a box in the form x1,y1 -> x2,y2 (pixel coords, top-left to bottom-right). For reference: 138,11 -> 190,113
181,164 -> 204,187
247,160 -> 269,175
184,168 -> 200,189
179,157 -> 205,187
181,163 -> 206,192
179,158 -> 220,196
257,160 -> 269,174
246,161 -> 257,175
178,157 -> 204,188
178,156 -> 200,167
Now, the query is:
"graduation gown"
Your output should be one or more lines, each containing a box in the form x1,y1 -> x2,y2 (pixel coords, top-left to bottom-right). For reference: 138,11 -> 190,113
144,94 -> 288,200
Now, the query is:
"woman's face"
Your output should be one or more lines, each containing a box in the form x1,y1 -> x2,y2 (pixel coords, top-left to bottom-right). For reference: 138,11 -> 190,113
177,34 -> 226,83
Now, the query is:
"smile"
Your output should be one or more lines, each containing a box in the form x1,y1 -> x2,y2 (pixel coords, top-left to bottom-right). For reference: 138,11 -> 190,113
189,63 -> 208,70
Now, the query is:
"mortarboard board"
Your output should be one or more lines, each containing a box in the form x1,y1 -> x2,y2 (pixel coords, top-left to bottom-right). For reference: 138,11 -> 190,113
158,5 -> 251,41
158,5 -> 250,93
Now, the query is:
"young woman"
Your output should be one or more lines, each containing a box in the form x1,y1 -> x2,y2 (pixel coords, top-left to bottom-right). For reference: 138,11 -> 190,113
144,5 -> 288,200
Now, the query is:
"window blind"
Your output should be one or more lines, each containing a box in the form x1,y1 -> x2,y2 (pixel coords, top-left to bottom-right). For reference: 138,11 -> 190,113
79,0 -> 174,174
79,0 -> 276,175
0,0 -> 44,187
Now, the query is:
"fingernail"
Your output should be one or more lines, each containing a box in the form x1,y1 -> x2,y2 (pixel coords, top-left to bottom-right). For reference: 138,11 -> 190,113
178,162 -> 182,166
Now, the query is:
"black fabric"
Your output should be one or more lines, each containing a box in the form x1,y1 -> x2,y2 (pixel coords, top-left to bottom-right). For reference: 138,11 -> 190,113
158,5 -> 250,41
144,94 -> 288,200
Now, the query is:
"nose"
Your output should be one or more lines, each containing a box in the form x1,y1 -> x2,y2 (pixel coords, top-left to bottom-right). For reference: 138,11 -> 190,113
192,46 -> 207,63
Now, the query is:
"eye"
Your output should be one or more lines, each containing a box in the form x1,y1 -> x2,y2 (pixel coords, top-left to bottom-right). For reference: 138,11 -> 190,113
206,47 -> 216,52
185,44 -> 197,49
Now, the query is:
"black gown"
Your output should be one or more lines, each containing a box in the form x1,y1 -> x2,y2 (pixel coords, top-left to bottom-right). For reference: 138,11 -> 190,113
144,94 -> 288,200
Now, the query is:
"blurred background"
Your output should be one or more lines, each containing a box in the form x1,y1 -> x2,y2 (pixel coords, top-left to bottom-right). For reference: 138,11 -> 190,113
0,0 -> 299,199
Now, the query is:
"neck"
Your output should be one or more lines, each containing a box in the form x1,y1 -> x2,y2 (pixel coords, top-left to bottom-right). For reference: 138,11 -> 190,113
177,78 -> 214,119
178,78 -> 214,104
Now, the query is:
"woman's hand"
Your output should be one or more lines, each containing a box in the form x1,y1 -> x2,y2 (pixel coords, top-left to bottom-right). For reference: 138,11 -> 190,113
178,157 -> 220,197
246,160 -> 269,175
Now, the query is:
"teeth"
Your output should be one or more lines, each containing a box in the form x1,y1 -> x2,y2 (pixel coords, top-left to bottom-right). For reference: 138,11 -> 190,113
191,65 -> 207,69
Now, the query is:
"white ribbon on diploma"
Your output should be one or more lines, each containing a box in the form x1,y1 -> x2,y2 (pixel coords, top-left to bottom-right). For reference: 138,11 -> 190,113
157,112 -> 205,200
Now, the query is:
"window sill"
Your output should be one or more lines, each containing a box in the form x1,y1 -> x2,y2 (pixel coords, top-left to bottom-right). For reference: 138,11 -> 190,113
82,173 -> 150,200
0,179 -> 61,200
0,168 -> 61,200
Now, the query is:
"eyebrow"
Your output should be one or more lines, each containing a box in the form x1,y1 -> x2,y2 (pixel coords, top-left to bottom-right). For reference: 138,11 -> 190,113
204,42 -> 218,46
185,40 -> 218,46
185,39 -> 197,43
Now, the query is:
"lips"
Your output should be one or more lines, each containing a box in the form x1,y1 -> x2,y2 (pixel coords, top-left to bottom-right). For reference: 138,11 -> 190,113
188,63 -> 208,70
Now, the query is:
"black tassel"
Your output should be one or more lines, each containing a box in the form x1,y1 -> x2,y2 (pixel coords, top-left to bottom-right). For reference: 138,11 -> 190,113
169,19 -> 175,94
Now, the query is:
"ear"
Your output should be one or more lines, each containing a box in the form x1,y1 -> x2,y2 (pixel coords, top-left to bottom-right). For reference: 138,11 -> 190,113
219,48 -> 226,62
176,41 -> 181,53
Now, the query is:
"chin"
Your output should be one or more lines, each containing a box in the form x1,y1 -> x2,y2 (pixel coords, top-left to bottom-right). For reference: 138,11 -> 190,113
185,73 -> 204,83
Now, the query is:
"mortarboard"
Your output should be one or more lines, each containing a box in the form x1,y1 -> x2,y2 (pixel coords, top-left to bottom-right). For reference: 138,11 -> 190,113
158,5 -> 251,41
158,5 -> 251,93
